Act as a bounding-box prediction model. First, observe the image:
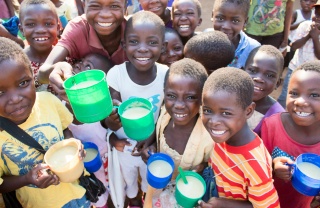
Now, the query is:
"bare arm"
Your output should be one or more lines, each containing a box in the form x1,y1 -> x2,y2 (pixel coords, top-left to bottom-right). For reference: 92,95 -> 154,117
0,25 -> 24,48
309,22 -> 320,59
38,46 -> 69,84
75,0 -> 84,16
4,0 -> 15,17
200,197 -> 253,208
280,0 -> 294,48
290,11 -> 301,30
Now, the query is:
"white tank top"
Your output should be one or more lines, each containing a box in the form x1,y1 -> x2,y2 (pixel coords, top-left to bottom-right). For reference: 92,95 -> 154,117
289,9 -> 315,41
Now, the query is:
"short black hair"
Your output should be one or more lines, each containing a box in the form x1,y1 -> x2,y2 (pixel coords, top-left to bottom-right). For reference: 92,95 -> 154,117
213,0 -> 250,17
172,0 -> 202,17
19,0 -> 58,21
184,31 -> 234,74
164,58 -> 208,91
293,60 -> 320,74
203,67 -> 254,109
125,11 -> 165,39
245,45 -> 284,72
164,27 -> 182,39
0,37 -> 31,72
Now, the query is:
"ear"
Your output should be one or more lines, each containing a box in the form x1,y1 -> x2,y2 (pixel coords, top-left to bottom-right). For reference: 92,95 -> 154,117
161,41 -> 167,54
198,18 -> 202,26
57,21 -> 61,32
121,40 -> 126,49
18,24 -> 24,36
245,102 -> 255,119
243,17 -> 248,30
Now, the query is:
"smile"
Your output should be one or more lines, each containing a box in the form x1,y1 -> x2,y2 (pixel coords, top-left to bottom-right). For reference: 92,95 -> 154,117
211,130 -> 226,135
10,106 -> 27,116
254,86 -> 263,91
136,57 -> 150,61
179,25 -> 190,29
175,113 -> 187,118
97,22 -> 113,27
295,111 -> 311,117
34,37 -> 49,41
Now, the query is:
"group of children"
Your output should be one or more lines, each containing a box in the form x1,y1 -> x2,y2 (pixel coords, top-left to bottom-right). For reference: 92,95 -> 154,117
0,0 -> 320,207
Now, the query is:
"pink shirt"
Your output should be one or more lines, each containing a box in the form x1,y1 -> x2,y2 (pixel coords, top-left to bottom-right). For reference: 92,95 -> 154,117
57,14 -> 128,65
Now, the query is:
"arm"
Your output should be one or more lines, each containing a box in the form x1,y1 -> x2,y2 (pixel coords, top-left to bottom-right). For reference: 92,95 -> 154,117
280,0 -> 294,52
0,25 -> 24,48
309,22 -> 320,59
38,46 -> 69,84
4,0 -> 15,17
290,11 -> 301,30
75,0 -> 84,16
199,197 -> 253,208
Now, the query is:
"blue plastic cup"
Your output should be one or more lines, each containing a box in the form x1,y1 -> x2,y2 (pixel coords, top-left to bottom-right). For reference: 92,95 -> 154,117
291,153 -> 320,196
147,153 -> 174,189
83,142 -> 102,173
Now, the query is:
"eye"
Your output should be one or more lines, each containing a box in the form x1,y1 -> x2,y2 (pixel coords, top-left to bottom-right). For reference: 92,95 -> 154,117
149,40 -> 159,45
174,12 -> 182,17
25,23 -> 35,27
288,91 -> 298,96
246,67 -> 256,74
187,11 -> 195,15
310,93 -> 320,98
0,91 -> 4,96
166,93 -> 175,99
222,111 -> 231,116
186,95 -> 196,100
19,80 -> 30,87
266,73 -> 276,78
128,39 -> 138,44
84,65 -> 91,70
215,16 -> 224,21
111,4 -> 121,9
174,46 -> 182,51
202,108 -> 212,114
232,19 -> 240,23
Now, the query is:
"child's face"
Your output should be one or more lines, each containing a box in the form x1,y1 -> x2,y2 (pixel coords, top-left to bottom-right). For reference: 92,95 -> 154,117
158,32 -> 184,66
172,0 -> 202,38
19,4 -> 59,51
301,0 -> 316,12
85,0 -> 125,36
286,70 -> 320,127
314,6 -> 320,24
123,22 -> 164,71
139,0 -> 169,17
73,54 -> 112,74
0,60 -> 36,125
244,51 -> 281,102
212,2 -> 247,44
202,90 -> 253,145
164,74 -> 201,126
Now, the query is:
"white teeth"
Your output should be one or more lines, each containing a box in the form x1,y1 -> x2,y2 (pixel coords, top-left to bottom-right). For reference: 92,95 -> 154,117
180,25 -> 189,28
175,114 -> 187,118
254,86 -> 263,91
296,112 -> 311,117
98,22 -> 112,27
136,58 -> 149,61
34,37 -> 48,41
211,130 -> 226,135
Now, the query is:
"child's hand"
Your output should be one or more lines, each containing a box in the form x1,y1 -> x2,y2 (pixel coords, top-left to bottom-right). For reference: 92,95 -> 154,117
198,197 -> 217,207
109,133 -> 131,152
273,156 -> 294,181
27,164 -> 59,188
140,145 -> 157,164
191,162 -> 207,174
309,22 -> 320,40
104,99 -> 122,131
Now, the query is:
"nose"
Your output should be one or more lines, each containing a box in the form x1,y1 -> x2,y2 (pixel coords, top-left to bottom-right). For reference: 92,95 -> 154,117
253,76 -> 264,83
221,21 -> 231,29
8,91 -> 23,104
168,49 -> 175,57
294,96 -> 308,106
138,42 -> 149,53
208,114 -> 222,126
99,7 -> 112,18
34,24 -> 46,33
174,99 -> 185,109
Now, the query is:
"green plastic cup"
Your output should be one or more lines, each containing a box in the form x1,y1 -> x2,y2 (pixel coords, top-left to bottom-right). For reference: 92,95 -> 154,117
175,171 -> 206,208
118,97 -> 154,141
63,70 -> 113,123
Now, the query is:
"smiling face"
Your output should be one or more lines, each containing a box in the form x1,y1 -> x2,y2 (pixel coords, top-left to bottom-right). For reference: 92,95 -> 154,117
212,2 -> 247,45
19,4 -> 59,52
301,0 -> 316,13
0,60 -> 36,125
244,51 -> 281,102
85,0 -> 125,36
202,90 -> 253,145
172,0 -> 202,38
286,70 -> 320,127
73,54 -> 113,74
123,21 -> 164,72
139,0 -> 168,17
158,31 -> 184,66
164,74 -> 201,126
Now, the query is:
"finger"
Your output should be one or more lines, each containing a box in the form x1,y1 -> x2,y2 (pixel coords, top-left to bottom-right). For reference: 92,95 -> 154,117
112,99 -> 122,106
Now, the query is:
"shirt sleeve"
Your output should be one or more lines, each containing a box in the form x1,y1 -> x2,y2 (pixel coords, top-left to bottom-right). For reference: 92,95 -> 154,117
248,179 -> 280,208
106,64 -> 121,92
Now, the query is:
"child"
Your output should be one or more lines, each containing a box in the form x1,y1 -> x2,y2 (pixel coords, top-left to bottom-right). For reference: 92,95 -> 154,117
102,11 -> 168,207
184,31 -> 235,74
212,0 -> 260,69
245,0 -> 293,51
278,1 -> 320,108
139,0 -> 173,28
172,0 -> 202,45
37,0 -> 128,96
158,28 -> 184,67
50,0 -> 72,28
245,45 -> 285,135
68,54 -> 113,208
200,67 -> 280,207
0,37 -> 89,207
261,61 -> 320,208
148,58 -> 213,207
19,0 -> 59,93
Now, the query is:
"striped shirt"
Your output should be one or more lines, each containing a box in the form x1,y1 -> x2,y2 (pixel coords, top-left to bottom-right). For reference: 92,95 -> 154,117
209,136 -> 280,208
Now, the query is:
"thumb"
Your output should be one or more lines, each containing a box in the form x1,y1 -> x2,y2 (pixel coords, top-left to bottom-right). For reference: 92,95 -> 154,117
198,200 -> 211,208
60,62 -> 74,80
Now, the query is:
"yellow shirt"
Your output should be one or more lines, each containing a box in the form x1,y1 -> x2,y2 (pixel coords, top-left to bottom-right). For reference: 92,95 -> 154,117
0,92 -> 85,208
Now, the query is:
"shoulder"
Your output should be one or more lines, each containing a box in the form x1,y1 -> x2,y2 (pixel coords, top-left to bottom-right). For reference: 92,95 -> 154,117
242,31 -> 261,48
155,63 -> 169,75
263,112 -> 282,124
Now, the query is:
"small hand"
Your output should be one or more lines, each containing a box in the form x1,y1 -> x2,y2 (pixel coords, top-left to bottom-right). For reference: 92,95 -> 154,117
109,133 -> 131,152
191,162 -> 207,174
309,22 -> 320,40
198,197 -> 218,208
27,164 -> 59,188
273,156 -> 294,181
104,99 -> 122,131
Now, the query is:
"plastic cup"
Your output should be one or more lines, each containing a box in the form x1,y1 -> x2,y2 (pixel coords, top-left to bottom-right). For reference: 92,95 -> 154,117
118,97 -> 154,141
59,15 -> 68,28
63,70 -> 113,123
175,171 -> 206,208
83,142 -> 102,173
291,153 -> 320,196
147,153 -> 174,189
44,139 -> 84,183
